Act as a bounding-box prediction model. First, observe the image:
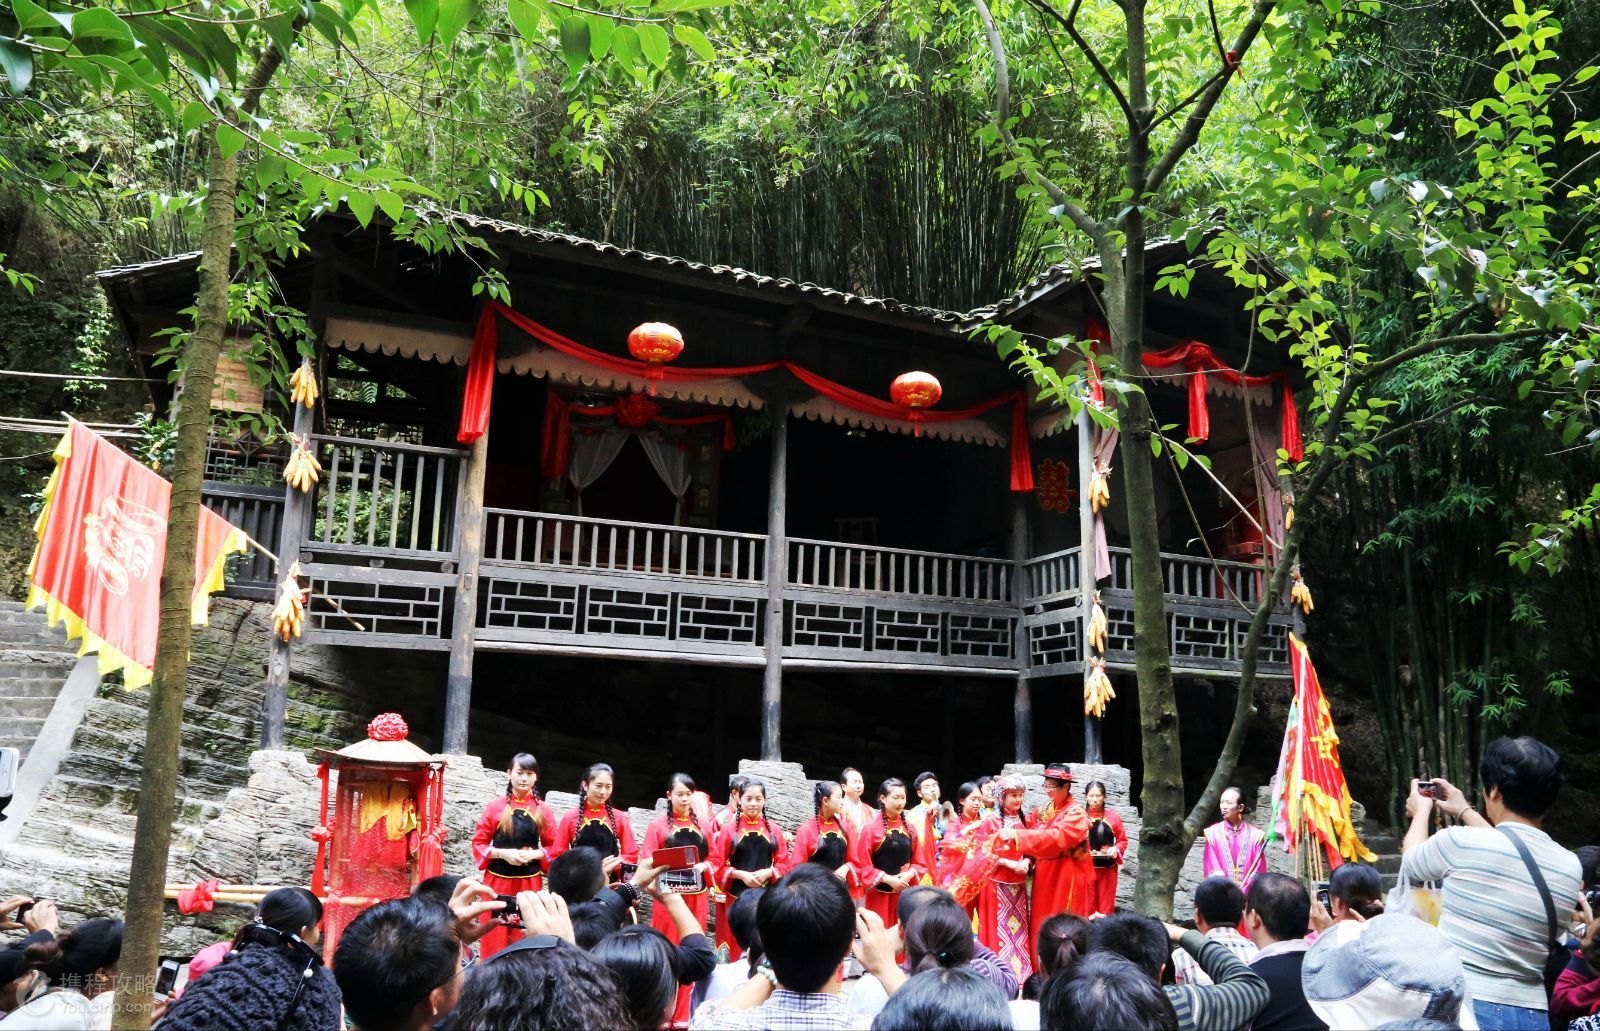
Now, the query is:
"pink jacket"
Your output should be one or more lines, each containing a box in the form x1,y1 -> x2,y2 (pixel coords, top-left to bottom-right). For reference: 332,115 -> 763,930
1553,957 -> 1600,1025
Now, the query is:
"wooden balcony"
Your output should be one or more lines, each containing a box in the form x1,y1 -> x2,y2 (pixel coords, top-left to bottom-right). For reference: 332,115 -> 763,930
203,436 -> 1292,679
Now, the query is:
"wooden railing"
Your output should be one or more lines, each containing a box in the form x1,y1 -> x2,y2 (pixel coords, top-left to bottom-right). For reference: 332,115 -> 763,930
200,482 -> 281,593
786,538 -> 1013,603
1104,547 -> 1266,607
309,435 -> 465,555
483,510 -> 767,582
1020,547 -> 1082,605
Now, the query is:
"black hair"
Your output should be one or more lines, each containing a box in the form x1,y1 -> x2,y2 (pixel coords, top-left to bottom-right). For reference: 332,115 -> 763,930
1245,872 -> 1311,942
896,884 -> 951,928
668,771 -> 696,796
976,775 -> 996,791
728,887 -> 765,973
1221,785 -> 1245,805
1479,735 -> 1565,818
1576,845 -> 1600,888
954,781 -> 982,811
549,846 -> 607,906
903,897 -> 974,974
1329,862 -> 1385,919
912,771 -> 938,793
578,762 -> 621,838
1087,912 -> 1168,982
1037,912 -> 1089,980
755,863 -> 855,993
813,780 -> 842,822
21,916 -> 122,985
446,938 -> 630,1030
412,874 -> 461,911
1194,875 -> 1247,927
740,776 -> 779,842
1041,951 -> 1179,1031
1084,780 -> 1109,808
728,773 -> 750,798
232,887 -> 322,950
842,767 -> 862,783
870,966 -> 1012,1031
1020,972 -> 1045,1000
878,777 -> 907,802
333,896 -> 459,1031
570,897 -> 627,950
499,752 -> 545,837
590,925 -> 678,1030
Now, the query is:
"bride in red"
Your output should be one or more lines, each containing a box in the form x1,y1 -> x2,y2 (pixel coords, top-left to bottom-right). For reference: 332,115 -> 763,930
469,752 -> 555,958
938,781 -> 991,912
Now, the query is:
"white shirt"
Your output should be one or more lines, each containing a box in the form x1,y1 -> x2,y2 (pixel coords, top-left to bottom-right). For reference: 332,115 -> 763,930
0,990 -> 110,1030
1171,926 -> 1258,985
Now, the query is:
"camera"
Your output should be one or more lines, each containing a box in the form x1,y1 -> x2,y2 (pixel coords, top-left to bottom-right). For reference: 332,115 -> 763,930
1586,887 -> 1600,912
1314,881 -> 1330,909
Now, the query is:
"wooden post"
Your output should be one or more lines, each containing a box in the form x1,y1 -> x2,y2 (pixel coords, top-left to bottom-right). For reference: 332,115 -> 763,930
760,395 -> 789,761
1009,493 -> 1032,764
1077,406 -> 1104,764
444,428 -> 489,755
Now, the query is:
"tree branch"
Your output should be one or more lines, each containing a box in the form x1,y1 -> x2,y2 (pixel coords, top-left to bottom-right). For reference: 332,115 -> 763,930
1021,0 -> 1138,129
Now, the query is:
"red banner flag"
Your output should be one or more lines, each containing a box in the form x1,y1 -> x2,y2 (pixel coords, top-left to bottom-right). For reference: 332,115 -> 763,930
25,422 -> 248,689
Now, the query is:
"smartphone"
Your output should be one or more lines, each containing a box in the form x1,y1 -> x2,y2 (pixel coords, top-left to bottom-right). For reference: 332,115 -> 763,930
14,902 -> 32,921
652,845 -> 699,870
495,895 -> 523,927
154,959 -> 181,997
1314,881 -> 1330,909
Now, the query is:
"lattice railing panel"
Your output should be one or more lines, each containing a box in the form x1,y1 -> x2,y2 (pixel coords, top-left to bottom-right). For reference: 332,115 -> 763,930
308,577 -> 445,638
790,602 -> 867,651
585,588 -> 671,639
482,579 -> 579,634
1027,616 -> 1081,668
948,614 -> 1014,659
872,608 -> 941,654
1172,612 -> 1231,661
677,595 -> 761,646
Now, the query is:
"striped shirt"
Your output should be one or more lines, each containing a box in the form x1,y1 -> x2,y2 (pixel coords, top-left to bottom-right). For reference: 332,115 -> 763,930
1400,822 -> 1581,1009
1172,926 -> 1259,985
1165,930 -> 1270,1031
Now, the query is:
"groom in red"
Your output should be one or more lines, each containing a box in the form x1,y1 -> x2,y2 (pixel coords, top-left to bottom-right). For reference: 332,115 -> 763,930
998,761 -> 1092,967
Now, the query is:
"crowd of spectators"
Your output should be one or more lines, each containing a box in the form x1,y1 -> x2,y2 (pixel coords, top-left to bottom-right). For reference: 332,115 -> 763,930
0,733 -> 1593,1030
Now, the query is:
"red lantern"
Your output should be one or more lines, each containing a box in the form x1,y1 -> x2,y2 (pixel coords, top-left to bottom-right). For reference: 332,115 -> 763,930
890,370 -> 942,436
628,322 -> 685,395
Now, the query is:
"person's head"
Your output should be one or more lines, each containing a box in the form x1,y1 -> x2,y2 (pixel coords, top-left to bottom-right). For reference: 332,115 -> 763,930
1478,735 -> 1564,821
1219,786 -> 1245,825
1302,915 -> 1470,1028
976,776 -> 997,807
896,884 -> 950,930
549,846 -> 607,905
0,947 -> 44,1014
954,781 -> 982,819
1329,862 -> 1385,921
1085,780 -> 1108,813
412,875 -> 462,911
739,778 -> 768,820
334,896 -> 461,1030
813,779 -> 842,822
242,886 -> 323,948
505,752 -> 539,798
842,768 -> 865,800
448,936 -> 631,1030
1577,845 -> 1600,889
1000,775 -> 1026,815
1244,872 -> 1311,947
570,897 -> 627,950
1040,951 -> 1179,1031
1042,762 -> 1074,807
913,771 -> 940,805
590,925 -> 678,1030
728,887 -> 765,969
727,774 -> 750,806
1193,875 -> 1247,933
755,864 -> 855,993
667,772 -> 696,817
1036,912 -> 1090,980
580,762 -> 616,808
19,916 -> 122,999
869,966 -> 1012,1031
1087,912 -> 1168,982
879,777 -> 907,816
902,897 -> 974,974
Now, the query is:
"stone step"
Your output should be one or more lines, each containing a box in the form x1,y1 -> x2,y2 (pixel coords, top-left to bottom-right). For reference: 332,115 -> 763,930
39,776 -> 227,829
0,696 -> 58,720
1374,853 -> 1403,876
1363,834 -> 1402,854
0,659 -> 79,679
0,676 -> 75,698
0,717 -> 45,740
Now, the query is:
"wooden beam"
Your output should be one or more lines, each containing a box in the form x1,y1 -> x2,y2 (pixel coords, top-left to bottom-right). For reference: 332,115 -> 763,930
1009,494 -> 1033,764
1077,407 -> 1104,764
761,393 -> 789,761
312,241 -> 425,315
444,417 -> 490,754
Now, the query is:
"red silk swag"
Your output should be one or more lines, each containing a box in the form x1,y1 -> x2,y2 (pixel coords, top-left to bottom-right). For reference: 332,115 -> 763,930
462,300 -> 1036,492
539,392 -> 736,482
1084,320 -> 1304,463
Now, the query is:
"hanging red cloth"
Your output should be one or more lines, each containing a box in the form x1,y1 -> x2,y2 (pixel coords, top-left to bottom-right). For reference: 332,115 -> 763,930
458,305 -> 500,445
1085,319 -> 1110,407
539,392 -> 571,479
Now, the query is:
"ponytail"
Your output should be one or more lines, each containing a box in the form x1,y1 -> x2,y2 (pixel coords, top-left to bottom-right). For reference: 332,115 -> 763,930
24,917 -> 123,986
1330,862 -> 1386,920
1035,913 -> 1089,980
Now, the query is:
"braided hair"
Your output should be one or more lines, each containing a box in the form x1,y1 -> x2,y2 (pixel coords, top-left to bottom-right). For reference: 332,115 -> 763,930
741,777 -> 778,843
813,779 -> 841,825
498,753 -> 545,837
579,763 -> 620,837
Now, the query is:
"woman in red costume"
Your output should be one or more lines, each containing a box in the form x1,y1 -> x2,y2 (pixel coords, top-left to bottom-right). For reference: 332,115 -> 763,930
1084,779 -> 1127,916
469,752 -> 556,958
851,777 -> 931,930
709,777 -> 786,960
644,771 -> 715,1027
549,762 -> 639,879
978,775 -> 1034,983
997,762 -> 1091,971
938,781 -> 991,908
784,780 -> 858,896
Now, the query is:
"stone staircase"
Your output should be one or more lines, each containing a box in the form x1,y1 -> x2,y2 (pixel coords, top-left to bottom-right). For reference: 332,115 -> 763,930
0,599 -> 79,762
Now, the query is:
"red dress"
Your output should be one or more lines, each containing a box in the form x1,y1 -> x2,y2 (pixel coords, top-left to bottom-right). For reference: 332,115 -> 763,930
1013,801 -> 1092,967
644,809 -> 714,1027
939,812 -> 992,908
1086,807 -> 1127,916
710,816 -> 788,960
784,816 -> 861,898
978,807 -> 1034,983
470,794 -> 556,958
851,810 -> 932,929
548,803 -> 640,871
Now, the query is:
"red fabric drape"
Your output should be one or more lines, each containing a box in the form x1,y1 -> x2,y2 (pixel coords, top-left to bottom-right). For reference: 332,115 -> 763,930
539,392 -> 571,479
458,306 -> 500,444
1010,396 -> 1035,492
1085,319 -> 1110,406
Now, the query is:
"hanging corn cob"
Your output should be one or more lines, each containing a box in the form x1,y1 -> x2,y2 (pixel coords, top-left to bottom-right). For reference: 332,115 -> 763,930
1284,492 -> 1296,531
288,358 -> 318,408
1089,461 -> 1113,513
1290,565 -> 1315,614
283,434 -> 322,493
1084,658 -> 1116,718
1087,591 -> 1108,653
271,562 -> 308,641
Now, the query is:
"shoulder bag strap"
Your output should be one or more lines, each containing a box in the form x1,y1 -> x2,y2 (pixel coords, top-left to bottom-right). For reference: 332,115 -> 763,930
1498,824 -> 1560,948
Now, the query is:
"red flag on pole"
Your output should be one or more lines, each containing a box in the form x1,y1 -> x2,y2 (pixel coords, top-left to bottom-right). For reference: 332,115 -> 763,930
25,421 -> 248,689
